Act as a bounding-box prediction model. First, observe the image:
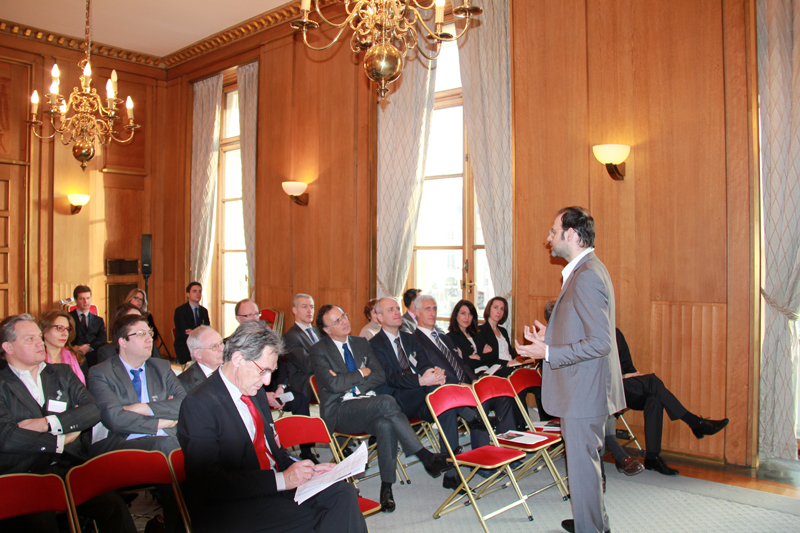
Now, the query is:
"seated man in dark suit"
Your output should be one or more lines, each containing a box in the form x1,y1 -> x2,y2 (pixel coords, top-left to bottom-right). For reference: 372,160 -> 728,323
89,314 -> 186,456
69,284 -> 108,368
0,314 -> 135,533
178,326 -> 224,394
399,288 -> 422,334
281,293 -> 321,400
310,304 -> 448,512
173,282 -> 210,365
178,320 -> 367,533
97,303 -> 162,365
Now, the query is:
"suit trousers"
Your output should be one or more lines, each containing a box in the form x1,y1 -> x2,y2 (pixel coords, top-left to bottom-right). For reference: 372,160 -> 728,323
562,415 -> 609,533
333,395 -> 422,484
623,374 -> 687,455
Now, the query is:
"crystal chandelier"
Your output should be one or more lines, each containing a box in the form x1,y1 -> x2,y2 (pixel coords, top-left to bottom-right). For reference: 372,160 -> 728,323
26,0 -> 140,170
291,0 -> 482,99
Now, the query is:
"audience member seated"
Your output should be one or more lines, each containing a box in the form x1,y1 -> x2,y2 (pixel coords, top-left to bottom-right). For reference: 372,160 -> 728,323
173,282 -> 210,364
234,299 -> 317,463
310,304 -> 449,512
178,320 -> 367,533
282,293 -> 321,401
399,288 -> 422,334
69,284 -> 108,369
358,298 -> 382,340
89,314 -> 185,456
446,299 -> 490,374
178,326 -> 224,395
0,314 -> 135,533
476,296 -> 528,373
97,303 -> 161,365
125,288 -> 164,352
39,309 -> 86,385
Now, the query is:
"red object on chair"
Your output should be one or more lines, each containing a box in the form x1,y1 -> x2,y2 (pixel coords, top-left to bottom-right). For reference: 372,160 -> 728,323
0,473 -> 74,531
68,304 -> 99,315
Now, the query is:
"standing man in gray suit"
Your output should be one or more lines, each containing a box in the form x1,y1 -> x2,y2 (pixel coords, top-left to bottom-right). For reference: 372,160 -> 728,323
517,206 -> 625,533
178,326 -> 224,394
281,293 -> 321,400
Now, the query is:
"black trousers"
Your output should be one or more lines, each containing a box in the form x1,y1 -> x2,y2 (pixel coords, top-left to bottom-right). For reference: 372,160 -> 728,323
623,373 -> 688,455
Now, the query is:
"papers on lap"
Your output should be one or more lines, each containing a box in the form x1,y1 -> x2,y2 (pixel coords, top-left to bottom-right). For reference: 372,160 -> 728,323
293,442 -> 368,504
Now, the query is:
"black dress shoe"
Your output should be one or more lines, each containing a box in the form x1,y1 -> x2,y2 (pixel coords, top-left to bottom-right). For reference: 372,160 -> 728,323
644,455 -> 679,476
379,486 -> 395,513
424,453 -> 450,478
442,474 -> 462,490
561,519 -> 610,533
299,451 -> 320,465
691,418 -> 729,439
615,456 -> 645,476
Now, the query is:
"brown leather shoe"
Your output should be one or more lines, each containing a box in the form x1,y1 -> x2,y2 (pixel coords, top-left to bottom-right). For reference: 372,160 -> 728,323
615,456 -> 645,476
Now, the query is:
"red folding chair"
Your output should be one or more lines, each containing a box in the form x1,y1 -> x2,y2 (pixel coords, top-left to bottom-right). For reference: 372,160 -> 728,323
508,368 -> 565,461
167,449 -> 193,533
260,308 -> 285,336
275,415 -> 381,518
473,375 -> 569,500
68,304 -> 99,315
0,473 -> 74,532
426,384 -> 531,532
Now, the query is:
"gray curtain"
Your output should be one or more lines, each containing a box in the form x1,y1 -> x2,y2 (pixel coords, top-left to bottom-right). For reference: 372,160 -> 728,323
757,0 -> 800,460
237,62 -> 258,298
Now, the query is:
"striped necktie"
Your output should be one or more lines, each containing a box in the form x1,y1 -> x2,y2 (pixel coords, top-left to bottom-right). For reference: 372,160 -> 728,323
395,337 -> 411,375
432,330 -> 464,382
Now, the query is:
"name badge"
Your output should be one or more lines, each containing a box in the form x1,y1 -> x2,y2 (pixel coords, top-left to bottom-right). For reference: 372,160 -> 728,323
408,355 -> 418,367
47,399 -> 67,413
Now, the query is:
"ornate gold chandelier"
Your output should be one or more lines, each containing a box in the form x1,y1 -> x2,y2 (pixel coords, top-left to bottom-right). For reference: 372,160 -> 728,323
291,0 -> 483,99
26,0 -> 140,170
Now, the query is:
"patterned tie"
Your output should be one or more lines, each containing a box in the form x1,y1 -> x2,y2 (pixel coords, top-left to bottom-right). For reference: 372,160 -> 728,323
80,313 -> 87,330
395,337 -> 411,375
306,328 -> 318,343
194,307 -> 200,327
432,331 -> 465,383
130,369 -> 143,402
342,343 -> 359,396
241,395 -> 279,471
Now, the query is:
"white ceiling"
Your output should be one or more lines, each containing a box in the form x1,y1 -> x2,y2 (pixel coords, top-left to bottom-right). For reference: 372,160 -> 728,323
2,0 -> 290,57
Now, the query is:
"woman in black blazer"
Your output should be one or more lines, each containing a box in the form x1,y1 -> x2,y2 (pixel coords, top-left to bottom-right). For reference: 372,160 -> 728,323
446,300 -> 491,373
476,296 -> 518,370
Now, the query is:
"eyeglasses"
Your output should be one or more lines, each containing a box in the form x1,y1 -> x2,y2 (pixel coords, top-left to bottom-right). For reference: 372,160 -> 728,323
250,359 -> 275,376
53,325 -> 73,333
126,329 -> 155,340
549,227 -> 564,237
328,313 -> 348,328
130,296 -> 143,302
236,312 -> 260,320
201,340 -> 225,352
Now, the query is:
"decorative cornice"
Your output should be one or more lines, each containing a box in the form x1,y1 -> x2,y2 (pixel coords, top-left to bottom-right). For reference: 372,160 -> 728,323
0,1 -> 339,70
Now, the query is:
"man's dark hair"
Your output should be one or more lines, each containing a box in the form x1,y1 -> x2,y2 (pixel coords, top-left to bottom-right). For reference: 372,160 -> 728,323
557,206 -> 595,248
73,284 -> 92,300
402,288 -> 422,309
223,320 -> 284,363
186,281 -> 202,293
112,314 -> 148,351
0,314 -> 36,359
110,303 -> 141,332
483,296 -> 509,325
448,299 -> 479,336
544,300 -> 556,323
315,304 -> 341,337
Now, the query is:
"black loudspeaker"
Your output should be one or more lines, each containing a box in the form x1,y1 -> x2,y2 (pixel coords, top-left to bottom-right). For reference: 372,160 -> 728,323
142,234 -> 152,277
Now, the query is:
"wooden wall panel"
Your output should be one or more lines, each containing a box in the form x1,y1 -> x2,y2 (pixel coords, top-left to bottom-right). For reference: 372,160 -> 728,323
104,188 -> 143,261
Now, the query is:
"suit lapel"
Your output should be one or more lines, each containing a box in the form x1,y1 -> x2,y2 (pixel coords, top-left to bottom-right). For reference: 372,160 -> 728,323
1,366 -> 44,417
324,338 -> 348,373
112,356 -> 139,403
550,251 -> 595,326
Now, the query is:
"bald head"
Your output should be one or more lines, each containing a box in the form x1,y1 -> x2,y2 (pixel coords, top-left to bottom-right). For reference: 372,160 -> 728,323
375,297 -> 403,334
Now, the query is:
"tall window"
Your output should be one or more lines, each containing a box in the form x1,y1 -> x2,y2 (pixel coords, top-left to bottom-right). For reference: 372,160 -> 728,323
408,30 -> 494,326
216,86 -> 249,337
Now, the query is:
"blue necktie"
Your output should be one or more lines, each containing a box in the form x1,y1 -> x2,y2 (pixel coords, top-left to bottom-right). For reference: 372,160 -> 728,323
194,307 -> 200,327
130,369 -> 143,402
342,343 -> 358,396
306,328 -> 318,343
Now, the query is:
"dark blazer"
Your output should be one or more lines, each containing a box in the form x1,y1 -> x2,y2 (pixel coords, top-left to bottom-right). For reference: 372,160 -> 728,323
177,372 -> 293,528
616,328 -> 637,375
476,322 -> 516,368
88,355 -> 186,453
282,323 -> 321,397
447,328 -> 487,372
70,309 -> 107,351
173,302 -> 210,364
0,363 -> 100,475
414,329 -> 477,384
178,362 -> 209,395
309,336 -> 386,430
369,329 -> 433,416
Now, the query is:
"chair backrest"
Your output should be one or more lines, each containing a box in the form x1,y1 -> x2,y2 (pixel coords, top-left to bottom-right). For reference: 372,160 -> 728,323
0,473 -> 73,530
508,367 -> 542,394
167,449 -> 193,532
309,375 -> 321,404
473,375 -> 517,404
426,384 -> 478,417
260,308 -> 276,323
68,304 -> 99,316
168,448 -> 186,484
275,415 -> 340,462
260,308 -> 285,336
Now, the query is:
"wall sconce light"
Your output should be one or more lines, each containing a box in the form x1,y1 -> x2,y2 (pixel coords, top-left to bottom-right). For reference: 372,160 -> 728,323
282,181 -> 309,206
67,194 -> 91,214
593,144 -> 631,180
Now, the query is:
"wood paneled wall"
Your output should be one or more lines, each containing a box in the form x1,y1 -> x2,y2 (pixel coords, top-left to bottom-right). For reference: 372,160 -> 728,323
511,0 -> 758,465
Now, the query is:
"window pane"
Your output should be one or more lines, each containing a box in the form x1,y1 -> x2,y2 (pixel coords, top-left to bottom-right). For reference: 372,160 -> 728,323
434,25 -> 461,93
414,249 -> 462,319
223,251 -> 249,302
416,178 -> 463,246
475,198 -> 485,245
474,249 -> 495,316
223,201 -> 245,250
222,302 -> 238,339
424,106 -> 463,177
224,90 -> 240,138
223,149 -> 242,199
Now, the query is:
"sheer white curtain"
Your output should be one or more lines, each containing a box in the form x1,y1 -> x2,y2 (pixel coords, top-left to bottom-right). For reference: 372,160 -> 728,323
237,62 -> 258,298
757,0 -> 800,460
190,74 -> 223,293
376,58 -> 437,298
457,0 -> 513,323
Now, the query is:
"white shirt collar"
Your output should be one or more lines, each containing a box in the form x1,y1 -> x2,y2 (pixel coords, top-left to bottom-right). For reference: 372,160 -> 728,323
219,365 -> 244,402
9,362 -> 47,406
416,326 -> 437,343
197,362 -> 216,378
561,247 -> 595,287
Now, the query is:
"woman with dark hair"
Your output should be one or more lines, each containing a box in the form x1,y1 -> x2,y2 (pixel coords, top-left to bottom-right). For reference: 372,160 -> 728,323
446,299 -> 490,373
476,296 -> 518,369
358,298 -> 382,340
39,309 -> 86,384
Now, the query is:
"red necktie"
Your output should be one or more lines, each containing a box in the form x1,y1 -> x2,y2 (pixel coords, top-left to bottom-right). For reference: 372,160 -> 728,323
241,395 -> 279,471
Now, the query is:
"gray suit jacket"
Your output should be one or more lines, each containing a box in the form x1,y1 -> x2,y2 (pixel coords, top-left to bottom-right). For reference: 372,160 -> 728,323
88,355 -> 186,451
309,336 -> 386,430
282,323 -> 321,396
178,362 -> 208,395
543,251 -> 625,418
400,312 -> 417,334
